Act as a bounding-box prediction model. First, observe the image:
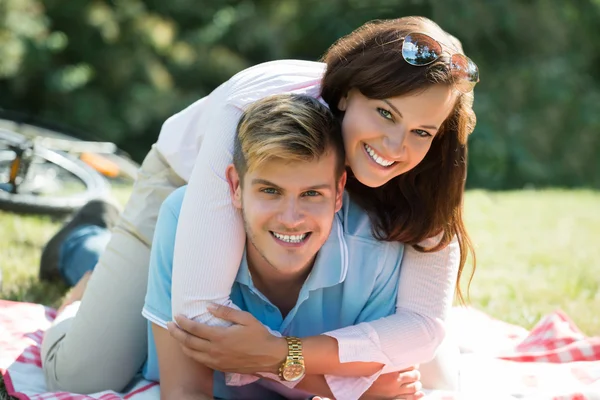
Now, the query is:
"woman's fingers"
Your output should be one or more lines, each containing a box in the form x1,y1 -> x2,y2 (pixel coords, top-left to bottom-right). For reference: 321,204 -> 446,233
397,368 -> 421,385
399,380 -> 423,393
173,315 -> 223,340
167,321 -> 212,351
207,304 -> 257,326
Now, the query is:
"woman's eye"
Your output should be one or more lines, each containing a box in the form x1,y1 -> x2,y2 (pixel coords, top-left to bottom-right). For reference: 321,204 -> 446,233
377,107 -> 393,121
303,190 -> 320,197
413,129 -> 433,138
261,188 -> 279,195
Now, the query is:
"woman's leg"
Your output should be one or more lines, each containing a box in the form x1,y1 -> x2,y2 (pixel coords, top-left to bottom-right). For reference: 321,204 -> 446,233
58,224 -> 112,286
41,146 -> 185,393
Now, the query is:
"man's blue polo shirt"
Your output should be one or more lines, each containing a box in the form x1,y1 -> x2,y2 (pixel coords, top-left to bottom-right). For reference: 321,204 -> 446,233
142,186 -> 404,399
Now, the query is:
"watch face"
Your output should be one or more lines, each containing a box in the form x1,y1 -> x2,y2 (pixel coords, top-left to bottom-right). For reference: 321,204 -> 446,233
282,360 -> 305,382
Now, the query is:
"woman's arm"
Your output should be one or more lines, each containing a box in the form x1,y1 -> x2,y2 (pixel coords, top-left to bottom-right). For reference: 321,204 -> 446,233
169,61 -> 325,325
324,234 -> 460,371
166,316 -> 422,400
167,234 -> 450,400
302,335 -> 384,376
312,234 -> 458,399
170,84 -> 246,325
171,234 -> 458,376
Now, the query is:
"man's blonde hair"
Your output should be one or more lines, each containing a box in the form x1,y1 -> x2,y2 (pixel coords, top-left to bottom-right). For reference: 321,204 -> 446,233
233,94 -> 344,182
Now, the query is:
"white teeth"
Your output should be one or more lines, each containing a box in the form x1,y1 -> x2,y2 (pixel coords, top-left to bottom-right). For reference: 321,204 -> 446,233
273,232 -> 308,243
364,144 -> 395,167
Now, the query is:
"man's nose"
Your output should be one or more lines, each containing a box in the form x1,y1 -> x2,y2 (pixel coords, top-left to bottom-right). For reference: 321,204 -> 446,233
278,198 -> 305,228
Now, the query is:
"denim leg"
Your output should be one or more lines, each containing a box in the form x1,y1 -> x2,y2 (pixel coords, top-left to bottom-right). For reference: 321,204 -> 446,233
58,225 -> 112,286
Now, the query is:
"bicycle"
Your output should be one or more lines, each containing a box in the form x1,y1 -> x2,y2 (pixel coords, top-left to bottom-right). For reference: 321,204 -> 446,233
0,113 -> 139,215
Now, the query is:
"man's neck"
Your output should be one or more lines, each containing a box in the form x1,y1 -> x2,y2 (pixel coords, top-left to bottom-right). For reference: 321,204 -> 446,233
250,272 -> 306,318
246,248 -> 315,318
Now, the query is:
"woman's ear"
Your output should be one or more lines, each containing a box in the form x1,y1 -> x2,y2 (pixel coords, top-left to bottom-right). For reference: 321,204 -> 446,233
225,164 -> 242,208
337,92 -> 349,111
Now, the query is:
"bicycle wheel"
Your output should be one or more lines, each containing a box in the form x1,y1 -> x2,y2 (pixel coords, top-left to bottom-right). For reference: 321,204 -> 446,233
0,129 -> 110,215
0,111 -> 140,181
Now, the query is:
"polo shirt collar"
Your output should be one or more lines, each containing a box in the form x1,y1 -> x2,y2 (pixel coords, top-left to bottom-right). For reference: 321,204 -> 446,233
303,213 -> 348,291
235,249 -> 253,287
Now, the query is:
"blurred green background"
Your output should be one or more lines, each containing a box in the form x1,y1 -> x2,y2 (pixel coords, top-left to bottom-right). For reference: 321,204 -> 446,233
1,0 -> 599,189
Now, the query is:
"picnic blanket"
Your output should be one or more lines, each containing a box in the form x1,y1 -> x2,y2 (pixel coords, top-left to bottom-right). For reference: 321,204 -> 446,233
1,299 -> 599,400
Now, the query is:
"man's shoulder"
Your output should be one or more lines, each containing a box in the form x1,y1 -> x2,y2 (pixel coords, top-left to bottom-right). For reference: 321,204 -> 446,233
339,192 -> 400,248
335,193 -> 404,286
161,185 -> 187,220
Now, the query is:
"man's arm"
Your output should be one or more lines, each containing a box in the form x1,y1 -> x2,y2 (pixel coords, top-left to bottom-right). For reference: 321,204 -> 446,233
152,323 -> 214,400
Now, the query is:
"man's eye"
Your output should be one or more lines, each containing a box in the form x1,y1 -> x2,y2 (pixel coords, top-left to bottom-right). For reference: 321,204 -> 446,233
303,190 -> 320,197
261,188 -> 279,194
377,107 -> 393,121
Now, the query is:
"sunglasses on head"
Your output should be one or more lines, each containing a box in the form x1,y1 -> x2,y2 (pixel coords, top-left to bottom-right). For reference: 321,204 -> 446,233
401,32 -> 480,94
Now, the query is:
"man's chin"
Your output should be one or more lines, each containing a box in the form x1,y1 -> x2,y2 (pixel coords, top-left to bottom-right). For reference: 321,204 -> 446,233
269,259 -> 312,275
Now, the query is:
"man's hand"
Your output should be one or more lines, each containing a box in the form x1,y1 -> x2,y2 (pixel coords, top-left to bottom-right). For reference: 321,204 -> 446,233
359,367 -> 424,400
167,304 -> 287,374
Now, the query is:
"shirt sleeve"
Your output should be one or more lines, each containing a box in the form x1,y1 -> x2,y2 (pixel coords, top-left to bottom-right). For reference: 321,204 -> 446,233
142,194 -> 180,329
170,82 -> 246,326
322,235 -> 460,399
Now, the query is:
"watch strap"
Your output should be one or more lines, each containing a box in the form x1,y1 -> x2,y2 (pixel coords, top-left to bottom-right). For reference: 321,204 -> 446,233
278,336 -> 304,380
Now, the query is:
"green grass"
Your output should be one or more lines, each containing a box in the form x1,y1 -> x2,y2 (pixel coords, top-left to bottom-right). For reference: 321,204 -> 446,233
461,189 -> 600,335
1,189 -> 599,399
0,185 -> 133,307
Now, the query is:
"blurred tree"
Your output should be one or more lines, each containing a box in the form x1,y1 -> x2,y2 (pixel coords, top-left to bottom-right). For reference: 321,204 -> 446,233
0,0 -> 598,187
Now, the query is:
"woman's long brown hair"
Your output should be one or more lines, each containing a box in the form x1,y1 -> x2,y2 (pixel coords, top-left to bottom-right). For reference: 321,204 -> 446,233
320,16 -> 477,303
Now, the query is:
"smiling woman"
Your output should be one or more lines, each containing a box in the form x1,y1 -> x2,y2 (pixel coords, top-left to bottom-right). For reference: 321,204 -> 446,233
337,85 -> 457,187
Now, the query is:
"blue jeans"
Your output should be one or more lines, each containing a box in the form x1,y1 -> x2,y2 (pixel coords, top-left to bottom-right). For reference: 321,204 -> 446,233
58,225 -> 111,286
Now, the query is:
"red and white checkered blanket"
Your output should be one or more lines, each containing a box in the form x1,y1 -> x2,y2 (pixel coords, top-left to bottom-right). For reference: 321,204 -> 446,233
1,300 -> 599,399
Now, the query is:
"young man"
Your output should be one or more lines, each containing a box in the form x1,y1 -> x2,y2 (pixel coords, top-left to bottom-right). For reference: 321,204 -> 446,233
142,94 -> 409,399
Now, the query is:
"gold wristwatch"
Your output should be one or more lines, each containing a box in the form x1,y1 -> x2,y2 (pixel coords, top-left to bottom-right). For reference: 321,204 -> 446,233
278,336 -> 306,382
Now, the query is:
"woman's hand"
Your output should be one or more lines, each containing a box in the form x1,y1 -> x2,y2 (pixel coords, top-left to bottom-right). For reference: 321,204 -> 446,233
360,367 -> 424,400
312,368 -> 423,400
167,304 -> 287,374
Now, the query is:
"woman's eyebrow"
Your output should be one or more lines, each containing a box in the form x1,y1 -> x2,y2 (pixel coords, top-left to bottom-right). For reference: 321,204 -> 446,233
382,99 -> 439,130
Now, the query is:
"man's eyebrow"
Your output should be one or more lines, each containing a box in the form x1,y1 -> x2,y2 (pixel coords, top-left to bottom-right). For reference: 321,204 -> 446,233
251,179 -> 281,188
382,99 -> 439,131
251,179 -> 333,191
304,184 -> 334,191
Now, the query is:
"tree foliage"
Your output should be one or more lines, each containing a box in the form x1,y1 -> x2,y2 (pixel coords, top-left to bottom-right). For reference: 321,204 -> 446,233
1,0 -> 599,188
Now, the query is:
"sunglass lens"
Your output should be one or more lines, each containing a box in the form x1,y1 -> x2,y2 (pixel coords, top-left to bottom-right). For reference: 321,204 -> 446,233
451,54 -> 479,82
402,33 -> 442,66
451,54 -> 479,93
